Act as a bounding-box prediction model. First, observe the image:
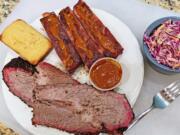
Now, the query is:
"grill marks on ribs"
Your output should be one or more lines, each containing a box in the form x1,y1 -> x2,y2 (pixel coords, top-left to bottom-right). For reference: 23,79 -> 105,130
2,58 -> 134,134
40,12 -> 82,73
59,7 -> 103,69
73,0 -> 123,58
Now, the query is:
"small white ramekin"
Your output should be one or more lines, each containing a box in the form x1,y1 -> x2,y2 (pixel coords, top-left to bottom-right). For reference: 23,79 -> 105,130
89,57 -> 122,91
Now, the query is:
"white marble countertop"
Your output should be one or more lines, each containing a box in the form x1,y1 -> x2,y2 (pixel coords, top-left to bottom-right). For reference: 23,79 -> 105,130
0,0 -> 180,135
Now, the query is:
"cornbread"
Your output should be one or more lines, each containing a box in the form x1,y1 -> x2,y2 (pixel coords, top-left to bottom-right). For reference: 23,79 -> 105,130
0,19 -> 52,65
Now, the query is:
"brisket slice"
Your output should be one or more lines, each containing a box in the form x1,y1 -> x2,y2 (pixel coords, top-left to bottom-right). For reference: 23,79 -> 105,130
2,58 -> 133,134
2,58 -> 78,107
33,81 -> 134,134
2,57 -> 36,107
35,62 -> 78,86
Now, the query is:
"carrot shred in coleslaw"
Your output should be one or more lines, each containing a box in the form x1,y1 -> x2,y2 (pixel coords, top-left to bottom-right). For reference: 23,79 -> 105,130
144,20 -> 180,69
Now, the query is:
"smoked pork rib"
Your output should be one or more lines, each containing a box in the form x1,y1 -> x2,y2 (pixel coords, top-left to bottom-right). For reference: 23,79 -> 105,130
59,7 -> 103,69
40,12 -> 81,73
74,0 -> 123,58
33,81 -> 134,134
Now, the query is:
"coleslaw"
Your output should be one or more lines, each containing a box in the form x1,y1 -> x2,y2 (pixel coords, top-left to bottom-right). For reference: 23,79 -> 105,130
144,20 -> 180,69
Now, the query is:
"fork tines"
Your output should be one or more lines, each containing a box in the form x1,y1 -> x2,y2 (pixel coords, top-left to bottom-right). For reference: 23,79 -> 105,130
162,81 -> 180,102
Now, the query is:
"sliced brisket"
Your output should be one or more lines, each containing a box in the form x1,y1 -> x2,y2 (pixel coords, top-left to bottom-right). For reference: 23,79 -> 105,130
2,58 -> 134,134
2,57 -> 36,107
2,58 -> 78,107
33,78 -> 134,134
35,62 -> 78,85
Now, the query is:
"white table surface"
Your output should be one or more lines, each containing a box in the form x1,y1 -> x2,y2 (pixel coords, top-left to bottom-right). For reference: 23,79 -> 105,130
0,0 -> 180,135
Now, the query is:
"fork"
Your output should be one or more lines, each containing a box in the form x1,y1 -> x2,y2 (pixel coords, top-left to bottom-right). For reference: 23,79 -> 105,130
126,80 -> 180,132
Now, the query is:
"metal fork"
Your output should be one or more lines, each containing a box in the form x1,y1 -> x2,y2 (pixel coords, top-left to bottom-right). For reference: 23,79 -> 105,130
126,80 -> 180,132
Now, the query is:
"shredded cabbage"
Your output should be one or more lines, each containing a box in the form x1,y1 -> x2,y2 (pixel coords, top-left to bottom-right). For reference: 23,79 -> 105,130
144,20 -> 180,69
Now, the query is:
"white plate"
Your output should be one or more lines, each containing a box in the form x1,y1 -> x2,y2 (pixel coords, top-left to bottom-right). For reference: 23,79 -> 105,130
1,8 -> 144,135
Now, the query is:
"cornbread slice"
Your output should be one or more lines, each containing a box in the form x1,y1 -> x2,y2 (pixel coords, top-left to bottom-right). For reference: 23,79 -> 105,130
0,19 -> 52,65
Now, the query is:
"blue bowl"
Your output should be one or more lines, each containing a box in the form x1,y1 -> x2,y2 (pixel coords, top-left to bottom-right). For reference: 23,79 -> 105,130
143,16 -> 180,74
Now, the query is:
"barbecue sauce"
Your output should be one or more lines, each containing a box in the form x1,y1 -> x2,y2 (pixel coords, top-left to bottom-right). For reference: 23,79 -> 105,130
90,58 -> 122,90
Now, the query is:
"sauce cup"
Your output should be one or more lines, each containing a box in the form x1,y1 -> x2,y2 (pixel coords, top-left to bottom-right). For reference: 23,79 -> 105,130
89,57 -> 122,91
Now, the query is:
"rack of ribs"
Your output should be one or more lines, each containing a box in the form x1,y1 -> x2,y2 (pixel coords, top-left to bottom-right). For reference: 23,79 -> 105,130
40,12 -> 82,73
74,0 -> 124,58
59,7 -> 104,69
